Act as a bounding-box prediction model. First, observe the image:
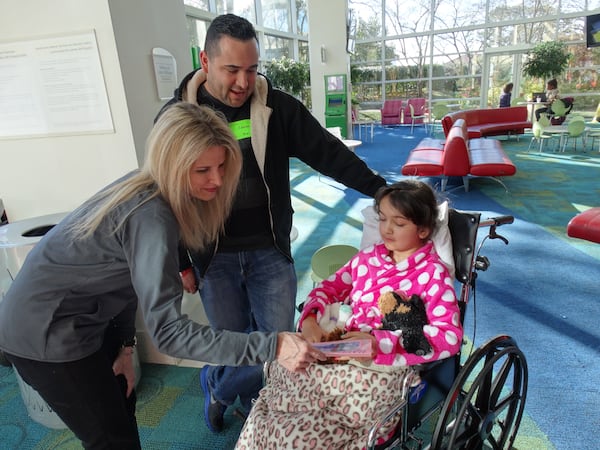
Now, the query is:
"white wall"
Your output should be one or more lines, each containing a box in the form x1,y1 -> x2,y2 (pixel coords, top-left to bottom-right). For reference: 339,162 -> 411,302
108,0 -> 191,165
307,0 -> 350,133
0,0 -> 190,221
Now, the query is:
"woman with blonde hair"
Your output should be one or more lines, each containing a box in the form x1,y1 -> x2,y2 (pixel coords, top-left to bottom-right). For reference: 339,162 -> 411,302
0,103 -> 324,449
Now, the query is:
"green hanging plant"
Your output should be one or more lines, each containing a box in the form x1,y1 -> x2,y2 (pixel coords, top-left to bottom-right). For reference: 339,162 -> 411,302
522,41 -> 571,83
264,57 -> 310,101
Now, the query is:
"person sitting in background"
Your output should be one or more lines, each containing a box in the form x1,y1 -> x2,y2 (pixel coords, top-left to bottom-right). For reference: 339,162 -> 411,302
535,79 -> 560,121
499,82 -> 513,107
0,103 -> 324,450
235,180 -> 463,450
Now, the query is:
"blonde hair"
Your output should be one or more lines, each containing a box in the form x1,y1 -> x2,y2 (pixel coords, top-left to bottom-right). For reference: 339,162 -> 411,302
69,103 -> 242,250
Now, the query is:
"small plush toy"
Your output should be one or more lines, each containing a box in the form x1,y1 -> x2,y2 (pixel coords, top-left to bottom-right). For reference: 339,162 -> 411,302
378,291 -> 432,356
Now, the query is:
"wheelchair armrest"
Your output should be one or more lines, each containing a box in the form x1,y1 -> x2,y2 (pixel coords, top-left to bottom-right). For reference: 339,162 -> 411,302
366,369 -> 419,450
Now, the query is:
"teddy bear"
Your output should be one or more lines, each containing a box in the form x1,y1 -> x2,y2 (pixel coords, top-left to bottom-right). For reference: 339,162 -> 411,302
377,291 -> 432,356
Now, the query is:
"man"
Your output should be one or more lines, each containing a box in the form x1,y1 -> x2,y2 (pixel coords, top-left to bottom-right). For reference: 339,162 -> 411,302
158,13 -> 387,433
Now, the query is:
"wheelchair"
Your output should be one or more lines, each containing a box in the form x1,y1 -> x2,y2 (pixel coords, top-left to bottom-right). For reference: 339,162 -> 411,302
366,209 -> 528,450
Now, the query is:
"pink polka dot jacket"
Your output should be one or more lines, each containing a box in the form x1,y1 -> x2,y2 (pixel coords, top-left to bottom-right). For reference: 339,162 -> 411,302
299,242 -> 463,366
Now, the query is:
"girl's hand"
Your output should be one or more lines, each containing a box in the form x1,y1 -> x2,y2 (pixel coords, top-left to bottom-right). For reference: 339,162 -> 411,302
300,316 -> 325,343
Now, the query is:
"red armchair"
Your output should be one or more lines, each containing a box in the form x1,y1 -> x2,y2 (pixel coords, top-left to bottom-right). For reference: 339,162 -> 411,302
380,100 -> 403,125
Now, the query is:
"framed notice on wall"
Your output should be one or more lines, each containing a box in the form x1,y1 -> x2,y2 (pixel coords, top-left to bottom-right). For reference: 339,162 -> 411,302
0,31 -> 114,139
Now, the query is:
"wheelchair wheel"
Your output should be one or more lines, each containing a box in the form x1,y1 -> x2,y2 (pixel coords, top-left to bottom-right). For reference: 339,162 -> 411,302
430,335 -> 528,450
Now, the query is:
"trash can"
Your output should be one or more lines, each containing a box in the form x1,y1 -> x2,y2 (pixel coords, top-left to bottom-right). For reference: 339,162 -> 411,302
0,212 -> 142,429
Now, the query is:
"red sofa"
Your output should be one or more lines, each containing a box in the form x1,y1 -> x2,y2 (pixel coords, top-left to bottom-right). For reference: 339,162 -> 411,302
567,208 -> 600,244
441,106 -> 532,139
401,118 -> 516,191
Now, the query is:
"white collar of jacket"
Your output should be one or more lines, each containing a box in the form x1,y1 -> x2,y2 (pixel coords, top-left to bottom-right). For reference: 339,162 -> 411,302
182,70 -> 272,174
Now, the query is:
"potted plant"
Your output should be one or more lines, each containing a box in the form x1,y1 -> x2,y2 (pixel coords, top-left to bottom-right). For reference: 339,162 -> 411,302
522,41 -> 571,89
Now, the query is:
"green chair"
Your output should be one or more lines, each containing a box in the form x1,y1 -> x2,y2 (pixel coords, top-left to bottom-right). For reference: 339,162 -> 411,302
310,244 -> 358,286
568,114 -> 585,123
528,121 -> 554,153
549,98 -> 573,125
430,103 -> 449,136
562,119 -> 586,152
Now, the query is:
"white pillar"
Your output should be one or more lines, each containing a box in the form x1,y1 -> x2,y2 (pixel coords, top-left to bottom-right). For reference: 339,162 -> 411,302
307,0 -> 350,133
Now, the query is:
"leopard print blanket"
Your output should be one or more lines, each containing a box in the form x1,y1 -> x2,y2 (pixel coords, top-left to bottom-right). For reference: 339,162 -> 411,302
235,361 -> 409,449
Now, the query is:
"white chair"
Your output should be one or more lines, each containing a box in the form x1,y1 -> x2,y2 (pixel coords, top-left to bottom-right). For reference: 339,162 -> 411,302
408,101 -> 428,134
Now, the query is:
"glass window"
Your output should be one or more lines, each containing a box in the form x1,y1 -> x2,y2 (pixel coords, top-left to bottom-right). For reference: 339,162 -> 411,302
561,0 -> 587,13
349,0 -> 382,38
263,34 -> 293,60
385,0 -> 431,37
184,0 -> 209,10
186,17 -> 210,49
215,0 -> 256,22
434,0 -> 487,30
296,0 -> 308,35
262,0 -> 291,32
298,40 -> 309,62
433,32 -> 484,76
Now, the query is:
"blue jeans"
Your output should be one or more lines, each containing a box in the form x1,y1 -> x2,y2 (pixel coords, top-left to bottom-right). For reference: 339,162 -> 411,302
198,247 -> 297,410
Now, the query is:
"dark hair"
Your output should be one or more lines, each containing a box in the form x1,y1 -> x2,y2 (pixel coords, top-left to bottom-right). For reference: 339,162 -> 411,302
547,78 -> 558,89
204,14 -> 258,57
374,180 -> 438,238
503,82 -> 514,93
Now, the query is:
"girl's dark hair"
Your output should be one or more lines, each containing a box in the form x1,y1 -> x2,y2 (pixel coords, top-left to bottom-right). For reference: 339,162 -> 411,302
374,180 -> 438,237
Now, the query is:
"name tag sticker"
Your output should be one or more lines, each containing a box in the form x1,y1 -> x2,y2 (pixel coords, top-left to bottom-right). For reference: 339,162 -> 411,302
230,119 -> 251,140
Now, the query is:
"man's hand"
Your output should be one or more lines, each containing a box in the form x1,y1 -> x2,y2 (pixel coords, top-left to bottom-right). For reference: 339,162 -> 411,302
112,347 -> 136,398
276,332 -> 326,372
180,268 -> 197,294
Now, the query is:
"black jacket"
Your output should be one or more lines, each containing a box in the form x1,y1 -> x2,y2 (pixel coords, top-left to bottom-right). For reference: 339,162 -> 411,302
159,70 -> 387,276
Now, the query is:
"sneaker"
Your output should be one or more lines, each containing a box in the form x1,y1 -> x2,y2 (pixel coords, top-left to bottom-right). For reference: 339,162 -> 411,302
200,366 -> 226,432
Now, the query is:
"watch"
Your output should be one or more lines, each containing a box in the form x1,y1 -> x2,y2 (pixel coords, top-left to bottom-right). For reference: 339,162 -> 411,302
122,336 -> 137,348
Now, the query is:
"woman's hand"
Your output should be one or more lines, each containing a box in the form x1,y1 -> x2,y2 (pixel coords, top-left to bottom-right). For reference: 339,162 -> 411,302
276,332 -> 326,372
300,316 -> 325,343
180,268 -> 197,293
112,347 -> 136,398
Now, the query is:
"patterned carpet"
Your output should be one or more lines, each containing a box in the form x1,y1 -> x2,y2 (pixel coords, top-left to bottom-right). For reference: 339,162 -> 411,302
1,124 -> 598,449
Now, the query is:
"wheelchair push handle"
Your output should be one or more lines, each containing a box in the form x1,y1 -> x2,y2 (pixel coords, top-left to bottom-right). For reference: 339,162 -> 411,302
479,215 -> 514,228
480,215 -> 514,245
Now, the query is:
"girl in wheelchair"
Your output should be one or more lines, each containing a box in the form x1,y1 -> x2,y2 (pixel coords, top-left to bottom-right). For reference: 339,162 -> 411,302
236,180 -> 463,450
